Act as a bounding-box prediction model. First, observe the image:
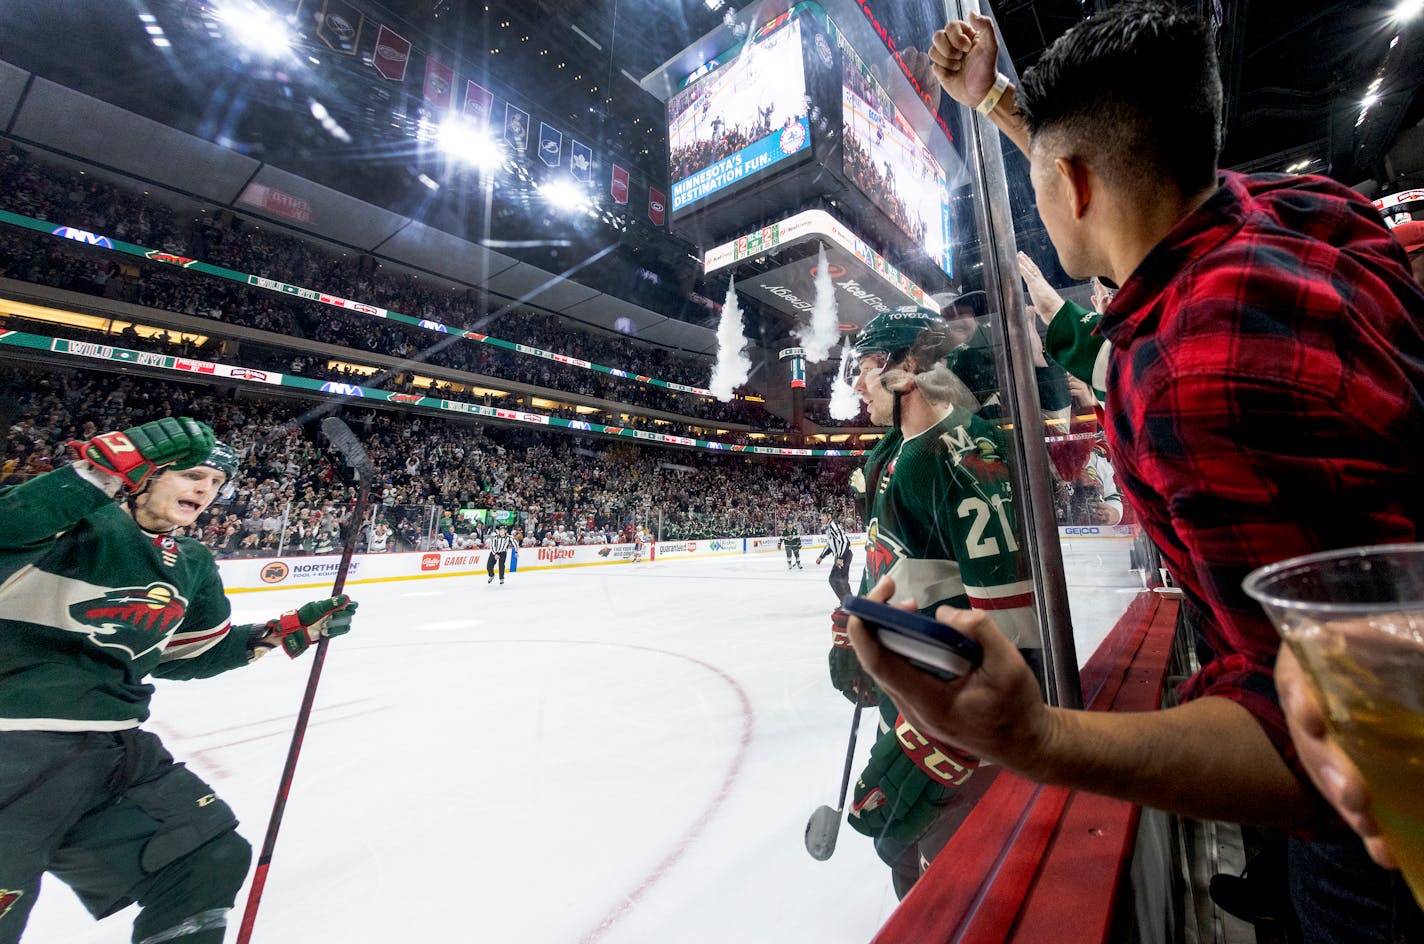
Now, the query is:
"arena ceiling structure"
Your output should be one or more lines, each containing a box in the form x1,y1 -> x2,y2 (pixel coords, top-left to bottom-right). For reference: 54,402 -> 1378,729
0,0 -> 1419,351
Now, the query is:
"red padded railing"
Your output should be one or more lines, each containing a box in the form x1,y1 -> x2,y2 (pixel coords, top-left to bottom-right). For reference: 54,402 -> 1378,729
873,591 -> 1180,944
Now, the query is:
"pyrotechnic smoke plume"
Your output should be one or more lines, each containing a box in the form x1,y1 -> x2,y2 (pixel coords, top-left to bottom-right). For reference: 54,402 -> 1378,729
796,243 -> 840,363
828,338 -> 863,421
709,277 -> 752,401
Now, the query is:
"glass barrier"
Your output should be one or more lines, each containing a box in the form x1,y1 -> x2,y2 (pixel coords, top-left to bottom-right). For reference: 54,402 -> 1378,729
0,0 -> 1154,940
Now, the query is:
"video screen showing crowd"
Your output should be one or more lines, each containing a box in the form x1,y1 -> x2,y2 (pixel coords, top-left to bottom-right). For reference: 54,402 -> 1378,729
666,12 -> 812,214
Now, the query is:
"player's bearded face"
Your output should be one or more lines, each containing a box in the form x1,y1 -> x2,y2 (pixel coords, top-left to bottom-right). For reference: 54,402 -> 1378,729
853,353 -> 894,426
132,467 -> 225,532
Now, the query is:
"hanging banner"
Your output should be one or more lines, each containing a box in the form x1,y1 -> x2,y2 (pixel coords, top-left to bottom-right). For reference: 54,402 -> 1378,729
372,25 -> 410,81
649,186 -> 666,226
571,140 -> 593,182
611,163 -> 629,205
423,56 -> 454,109
504,104 -> 530,153
464,80 -> 493,126
316,0 -> 363,54
538,123 -> 562,167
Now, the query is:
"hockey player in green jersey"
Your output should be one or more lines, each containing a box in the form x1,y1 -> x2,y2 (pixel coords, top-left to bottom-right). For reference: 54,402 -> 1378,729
777,521 -> 803,569
829,307 -> 1038,897
0,417 -> 359,944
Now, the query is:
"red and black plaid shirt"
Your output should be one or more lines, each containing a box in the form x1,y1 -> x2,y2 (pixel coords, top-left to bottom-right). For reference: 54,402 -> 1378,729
1100,170 -> 1424,793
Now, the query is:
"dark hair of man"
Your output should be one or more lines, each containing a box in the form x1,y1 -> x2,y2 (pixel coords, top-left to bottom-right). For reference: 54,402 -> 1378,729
1016,2 -> 1223,196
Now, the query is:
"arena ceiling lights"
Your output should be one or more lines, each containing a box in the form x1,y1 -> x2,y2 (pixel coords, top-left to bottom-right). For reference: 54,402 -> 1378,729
212,0 -> 293,59
437,117 -> 505,171
537,179 -> 595,214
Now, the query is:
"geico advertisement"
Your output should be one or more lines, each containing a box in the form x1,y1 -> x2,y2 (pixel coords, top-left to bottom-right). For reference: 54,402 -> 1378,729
1057,525 -> 1139,538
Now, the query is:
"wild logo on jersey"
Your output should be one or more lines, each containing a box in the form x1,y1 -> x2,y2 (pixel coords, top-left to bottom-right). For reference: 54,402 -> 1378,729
0,889 -> 21,921
941,426 -> 1002,469
862,518 -> 910,586
67,582 -> 188,660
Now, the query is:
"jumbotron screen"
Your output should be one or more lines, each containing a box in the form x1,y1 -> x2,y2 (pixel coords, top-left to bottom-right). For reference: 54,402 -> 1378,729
840,36 -> 953,277
667,12 -> 813,216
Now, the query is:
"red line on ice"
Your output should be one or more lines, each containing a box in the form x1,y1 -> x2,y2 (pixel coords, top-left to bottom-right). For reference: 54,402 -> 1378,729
579,651 -> 754,944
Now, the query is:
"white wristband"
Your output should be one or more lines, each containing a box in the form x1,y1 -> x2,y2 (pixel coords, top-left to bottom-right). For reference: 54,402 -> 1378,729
975,72 -> 1011,117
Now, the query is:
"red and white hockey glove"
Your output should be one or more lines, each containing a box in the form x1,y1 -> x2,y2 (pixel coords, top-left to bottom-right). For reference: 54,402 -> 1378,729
70,417 -> 215,492
252,595 -> 358,659
892,713 -> 979,787
829,607 -> 879,707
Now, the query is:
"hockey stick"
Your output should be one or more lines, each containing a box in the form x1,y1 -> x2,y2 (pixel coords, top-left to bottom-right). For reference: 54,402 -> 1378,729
237,417 -> 373,943
804,699 -> 865,860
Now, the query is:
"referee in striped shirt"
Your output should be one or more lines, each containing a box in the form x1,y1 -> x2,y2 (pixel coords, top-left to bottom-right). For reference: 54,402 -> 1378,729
815,510 -> 853,603
487,525 -> 515,585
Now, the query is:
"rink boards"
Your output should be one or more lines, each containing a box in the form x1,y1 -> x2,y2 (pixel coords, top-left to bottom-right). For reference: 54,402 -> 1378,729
218,526 -> 1135,593
217,532 -> 870,592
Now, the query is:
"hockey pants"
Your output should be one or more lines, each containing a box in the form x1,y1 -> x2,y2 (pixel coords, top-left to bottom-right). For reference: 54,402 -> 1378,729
0,729 -> 250,944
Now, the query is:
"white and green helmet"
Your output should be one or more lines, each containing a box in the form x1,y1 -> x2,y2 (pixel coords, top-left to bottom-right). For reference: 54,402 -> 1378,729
198,440 -> 239,500
845,305 -> 977,408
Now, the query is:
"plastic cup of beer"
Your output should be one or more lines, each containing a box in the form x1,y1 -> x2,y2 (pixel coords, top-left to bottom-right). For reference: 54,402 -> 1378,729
1244,543 -> 1424,903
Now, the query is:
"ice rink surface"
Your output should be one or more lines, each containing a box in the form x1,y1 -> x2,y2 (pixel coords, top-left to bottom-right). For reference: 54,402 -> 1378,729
25,537 -> 1141,943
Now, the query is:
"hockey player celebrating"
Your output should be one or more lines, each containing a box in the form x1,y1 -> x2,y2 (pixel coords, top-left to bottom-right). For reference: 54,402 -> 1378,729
830,307 -> 1038,897
0,417 -> 358,944
777,519 -> 803,570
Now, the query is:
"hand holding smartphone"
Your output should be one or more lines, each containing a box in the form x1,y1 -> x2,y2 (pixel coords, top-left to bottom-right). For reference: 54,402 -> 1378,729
841,594 -> 983,680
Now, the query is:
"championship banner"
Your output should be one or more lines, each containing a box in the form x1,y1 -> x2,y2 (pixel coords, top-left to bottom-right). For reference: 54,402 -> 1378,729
538,122 -> 562,168
423,56 -> 454,109
611,163 -> 629,205
571,140 -> 593,182
504,104 -> 530,153
316,0 -> 362,54
372,25 -> 410,81
648,186 -> 666,226
463,80 -> 493,126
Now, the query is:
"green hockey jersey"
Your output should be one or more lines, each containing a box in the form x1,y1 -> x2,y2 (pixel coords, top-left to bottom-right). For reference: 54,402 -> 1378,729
858,407 -> 1037,647
780,525 -> 802,550
0,465 -> 249,731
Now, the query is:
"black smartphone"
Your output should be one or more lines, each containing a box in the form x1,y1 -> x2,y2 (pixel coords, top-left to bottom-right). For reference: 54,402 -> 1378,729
841,594 -> 983,680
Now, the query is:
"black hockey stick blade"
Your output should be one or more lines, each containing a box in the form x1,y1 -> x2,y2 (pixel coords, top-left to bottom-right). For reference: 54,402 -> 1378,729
321,416 -> 373,479
805,700 -> 865,861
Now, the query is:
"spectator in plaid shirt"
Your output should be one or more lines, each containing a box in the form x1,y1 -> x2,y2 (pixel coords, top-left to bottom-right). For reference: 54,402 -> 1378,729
846,4 -> 1424,940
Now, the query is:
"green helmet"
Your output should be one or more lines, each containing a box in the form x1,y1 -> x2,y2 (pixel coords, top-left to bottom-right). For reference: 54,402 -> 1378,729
845,305 -> 978,410
851,306 -> 941,359
199,440 -> 240,482
847,306 -> 959,377
200,441 -> 239,502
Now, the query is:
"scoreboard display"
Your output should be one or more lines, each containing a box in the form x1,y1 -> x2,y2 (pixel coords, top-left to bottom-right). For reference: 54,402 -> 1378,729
662,2 -> 960,293
839,34 -> 953,277
667,12 -> 817,217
